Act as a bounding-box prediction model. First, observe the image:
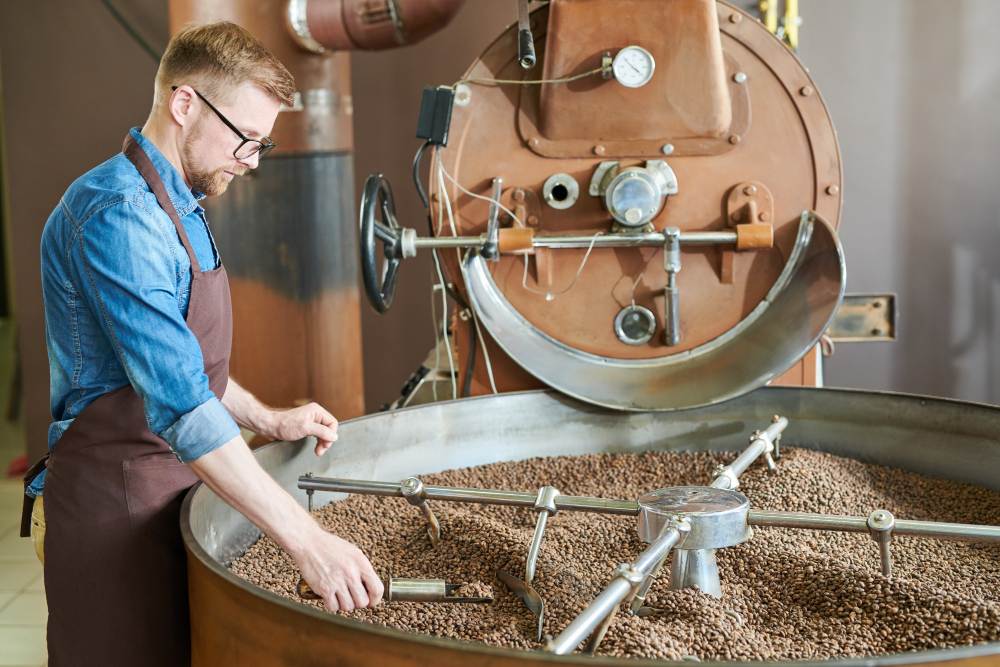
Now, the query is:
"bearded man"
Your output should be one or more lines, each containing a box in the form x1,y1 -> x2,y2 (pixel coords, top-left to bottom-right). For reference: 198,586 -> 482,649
26,21 -> 382,666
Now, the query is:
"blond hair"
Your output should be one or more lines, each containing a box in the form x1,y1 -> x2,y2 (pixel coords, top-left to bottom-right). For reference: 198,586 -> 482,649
155,21 -> 295,107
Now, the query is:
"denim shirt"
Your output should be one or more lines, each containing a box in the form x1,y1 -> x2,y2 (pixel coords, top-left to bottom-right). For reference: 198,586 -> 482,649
30,128 -> 239,496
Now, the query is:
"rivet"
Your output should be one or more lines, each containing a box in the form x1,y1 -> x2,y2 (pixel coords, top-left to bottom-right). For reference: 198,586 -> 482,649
758,211 -> 770,222
826,184 -> 840,195
593,144 -> 606,156
729,13 -> 742,23
731,212 -> 742,222
728,135 -> 741,145
513,189 -> 526,202
733,72 -> 748,84
799,85 -> 814,96
743,185 -> 757,196
661,143 -> 675,156
528,137 -> 540,148
527,215 -> 539,226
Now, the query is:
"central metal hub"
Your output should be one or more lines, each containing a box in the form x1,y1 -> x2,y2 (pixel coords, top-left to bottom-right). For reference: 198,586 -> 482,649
637,486 -> 751,550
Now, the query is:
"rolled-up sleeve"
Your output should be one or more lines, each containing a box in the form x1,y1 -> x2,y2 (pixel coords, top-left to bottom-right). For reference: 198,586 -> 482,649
70,199 -> 238,462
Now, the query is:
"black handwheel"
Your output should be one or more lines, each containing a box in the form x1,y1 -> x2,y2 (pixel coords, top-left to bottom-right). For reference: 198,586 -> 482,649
359,174 -> 403,313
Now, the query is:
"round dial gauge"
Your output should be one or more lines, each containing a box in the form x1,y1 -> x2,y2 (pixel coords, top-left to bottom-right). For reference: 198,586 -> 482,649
612,45 -> 655,88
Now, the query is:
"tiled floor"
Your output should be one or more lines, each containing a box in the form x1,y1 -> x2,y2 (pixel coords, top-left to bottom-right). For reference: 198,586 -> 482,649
0,479 -> 46,667
0,317 -> 47,666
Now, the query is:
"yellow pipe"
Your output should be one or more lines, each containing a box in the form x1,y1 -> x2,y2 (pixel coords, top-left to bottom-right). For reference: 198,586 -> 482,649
760,0 -> 778,34
784,0 -> 799,50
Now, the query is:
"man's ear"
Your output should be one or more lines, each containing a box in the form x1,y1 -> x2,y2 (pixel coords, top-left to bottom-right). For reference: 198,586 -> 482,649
168,85 -> 197,128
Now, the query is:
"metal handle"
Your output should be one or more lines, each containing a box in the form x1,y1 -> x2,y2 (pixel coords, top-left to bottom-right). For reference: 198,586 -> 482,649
297,577 -> 492,604
359,173 -> 403,313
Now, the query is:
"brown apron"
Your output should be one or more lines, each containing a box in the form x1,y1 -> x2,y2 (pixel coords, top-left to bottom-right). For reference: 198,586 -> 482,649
37,134 -> 232,667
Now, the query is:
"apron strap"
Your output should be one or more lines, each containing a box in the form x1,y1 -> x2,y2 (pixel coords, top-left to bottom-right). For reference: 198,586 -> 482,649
122,134 -> 203,273
20,454 -> 49,538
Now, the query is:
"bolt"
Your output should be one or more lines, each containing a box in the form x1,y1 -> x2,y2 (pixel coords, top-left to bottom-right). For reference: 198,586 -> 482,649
733,72 -> 748,84
513,189 -> 526,202
743,185 -> 757,196
799,85 -> 814,96
826,184 -> 840,195
661,143 -> 675,155
729,13 -> 742,23
728,135 -> 741,145
758,211 -> 770,222
593,144 -> 606,156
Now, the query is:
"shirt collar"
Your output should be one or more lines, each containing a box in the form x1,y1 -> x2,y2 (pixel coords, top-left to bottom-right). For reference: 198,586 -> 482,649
128,127 -> 205,216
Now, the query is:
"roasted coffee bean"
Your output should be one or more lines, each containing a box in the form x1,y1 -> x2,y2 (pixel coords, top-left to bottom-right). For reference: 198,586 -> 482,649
229,448 -> 1000,659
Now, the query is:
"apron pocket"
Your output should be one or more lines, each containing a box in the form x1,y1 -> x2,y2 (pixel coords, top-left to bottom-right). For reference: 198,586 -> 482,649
123,454 -> 198,532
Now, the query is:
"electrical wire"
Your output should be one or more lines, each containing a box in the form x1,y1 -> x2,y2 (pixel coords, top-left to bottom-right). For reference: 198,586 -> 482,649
437,157 -> 602,303
432,159 -> 458,400
99,0 -> 161,63
412,140 -> 432,209
434,152 -> 498,394
454,65 -> 605,89
519,234 -> 603,301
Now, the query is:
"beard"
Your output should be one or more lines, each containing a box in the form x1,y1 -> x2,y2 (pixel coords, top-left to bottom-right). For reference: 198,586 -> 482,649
182,119 -> 242,197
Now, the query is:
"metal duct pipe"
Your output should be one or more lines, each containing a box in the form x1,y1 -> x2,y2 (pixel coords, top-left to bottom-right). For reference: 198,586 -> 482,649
286,0 -> 466,53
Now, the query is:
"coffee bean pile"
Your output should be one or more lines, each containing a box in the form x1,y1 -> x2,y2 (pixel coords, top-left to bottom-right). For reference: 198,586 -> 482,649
229,448 -> 1000,660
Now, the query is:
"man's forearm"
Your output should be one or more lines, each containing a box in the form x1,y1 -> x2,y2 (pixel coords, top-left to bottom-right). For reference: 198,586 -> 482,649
188,434 -> 318,558
221,378 -> 276,437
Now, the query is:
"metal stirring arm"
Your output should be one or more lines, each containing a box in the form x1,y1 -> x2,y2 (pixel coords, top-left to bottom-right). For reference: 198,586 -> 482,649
633,415 -> 789,605
747,508 -> 1000,577
548,517 -> 691,655
498,485 -> 560,641
400,477 -> 442,546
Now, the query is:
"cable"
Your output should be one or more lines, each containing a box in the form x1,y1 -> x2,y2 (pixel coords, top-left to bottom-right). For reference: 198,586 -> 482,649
412,140 -> 432,209
432,164 -> 458,400
519,233 -> 602,301
100,0 -> 161,63
435,153 -> 498,394
454,65 -> 605,89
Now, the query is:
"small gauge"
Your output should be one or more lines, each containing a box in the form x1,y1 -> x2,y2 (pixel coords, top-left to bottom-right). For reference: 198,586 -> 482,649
612,46 -> 655,88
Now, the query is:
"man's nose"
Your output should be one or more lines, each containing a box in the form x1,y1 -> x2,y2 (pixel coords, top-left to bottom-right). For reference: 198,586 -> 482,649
239,152 -> 260,170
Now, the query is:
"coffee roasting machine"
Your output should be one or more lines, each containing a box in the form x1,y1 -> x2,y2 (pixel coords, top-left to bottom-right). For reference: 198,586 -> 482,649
181,1 -> 1000,665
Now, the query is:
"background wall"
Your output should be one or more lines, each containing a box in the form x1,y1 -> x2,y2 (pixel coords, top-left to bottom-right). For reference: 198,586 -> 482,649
1,1 -> 999,461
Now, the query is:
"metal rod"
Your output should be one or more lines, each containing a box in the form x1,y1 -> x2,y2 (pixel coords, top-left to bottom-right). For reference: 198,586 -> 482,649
411,231 -> 739,252
748,510 -> 1000,542
663,227 -> 681,347
298,476 -> 640,515
525,511 -> 549,583
710,416 -> 788,489
547,520 -> 688,655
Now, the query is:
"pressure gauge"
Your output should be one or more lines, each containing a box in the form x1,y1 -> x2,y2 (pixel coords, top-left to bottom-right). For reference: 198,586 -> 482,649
612,46 -> 655,88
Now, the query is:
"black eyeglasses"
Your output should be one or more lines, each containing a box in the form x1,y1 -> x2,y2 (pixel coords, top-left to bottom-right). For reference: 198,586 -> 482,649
172,85 -> 276,160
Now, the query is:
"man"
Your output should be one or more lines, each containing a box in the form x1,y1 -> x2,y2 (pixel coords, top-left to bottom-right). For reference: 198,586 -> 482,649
24,21 -> 382,666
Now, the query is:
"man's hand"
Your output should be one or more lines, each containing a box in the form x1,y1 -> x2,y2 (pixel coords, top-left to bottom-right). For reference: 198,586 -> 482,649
295,529 -> 385,613
189,436 -> 383,614
269,402 -> 339,456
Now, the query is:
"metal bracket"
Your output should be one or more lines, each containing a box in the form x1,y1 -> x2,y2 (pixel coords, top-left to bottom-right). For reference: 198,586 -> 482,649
481,177 -> 503,261
827,294 -> 896,342
722,181 -> 774,284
